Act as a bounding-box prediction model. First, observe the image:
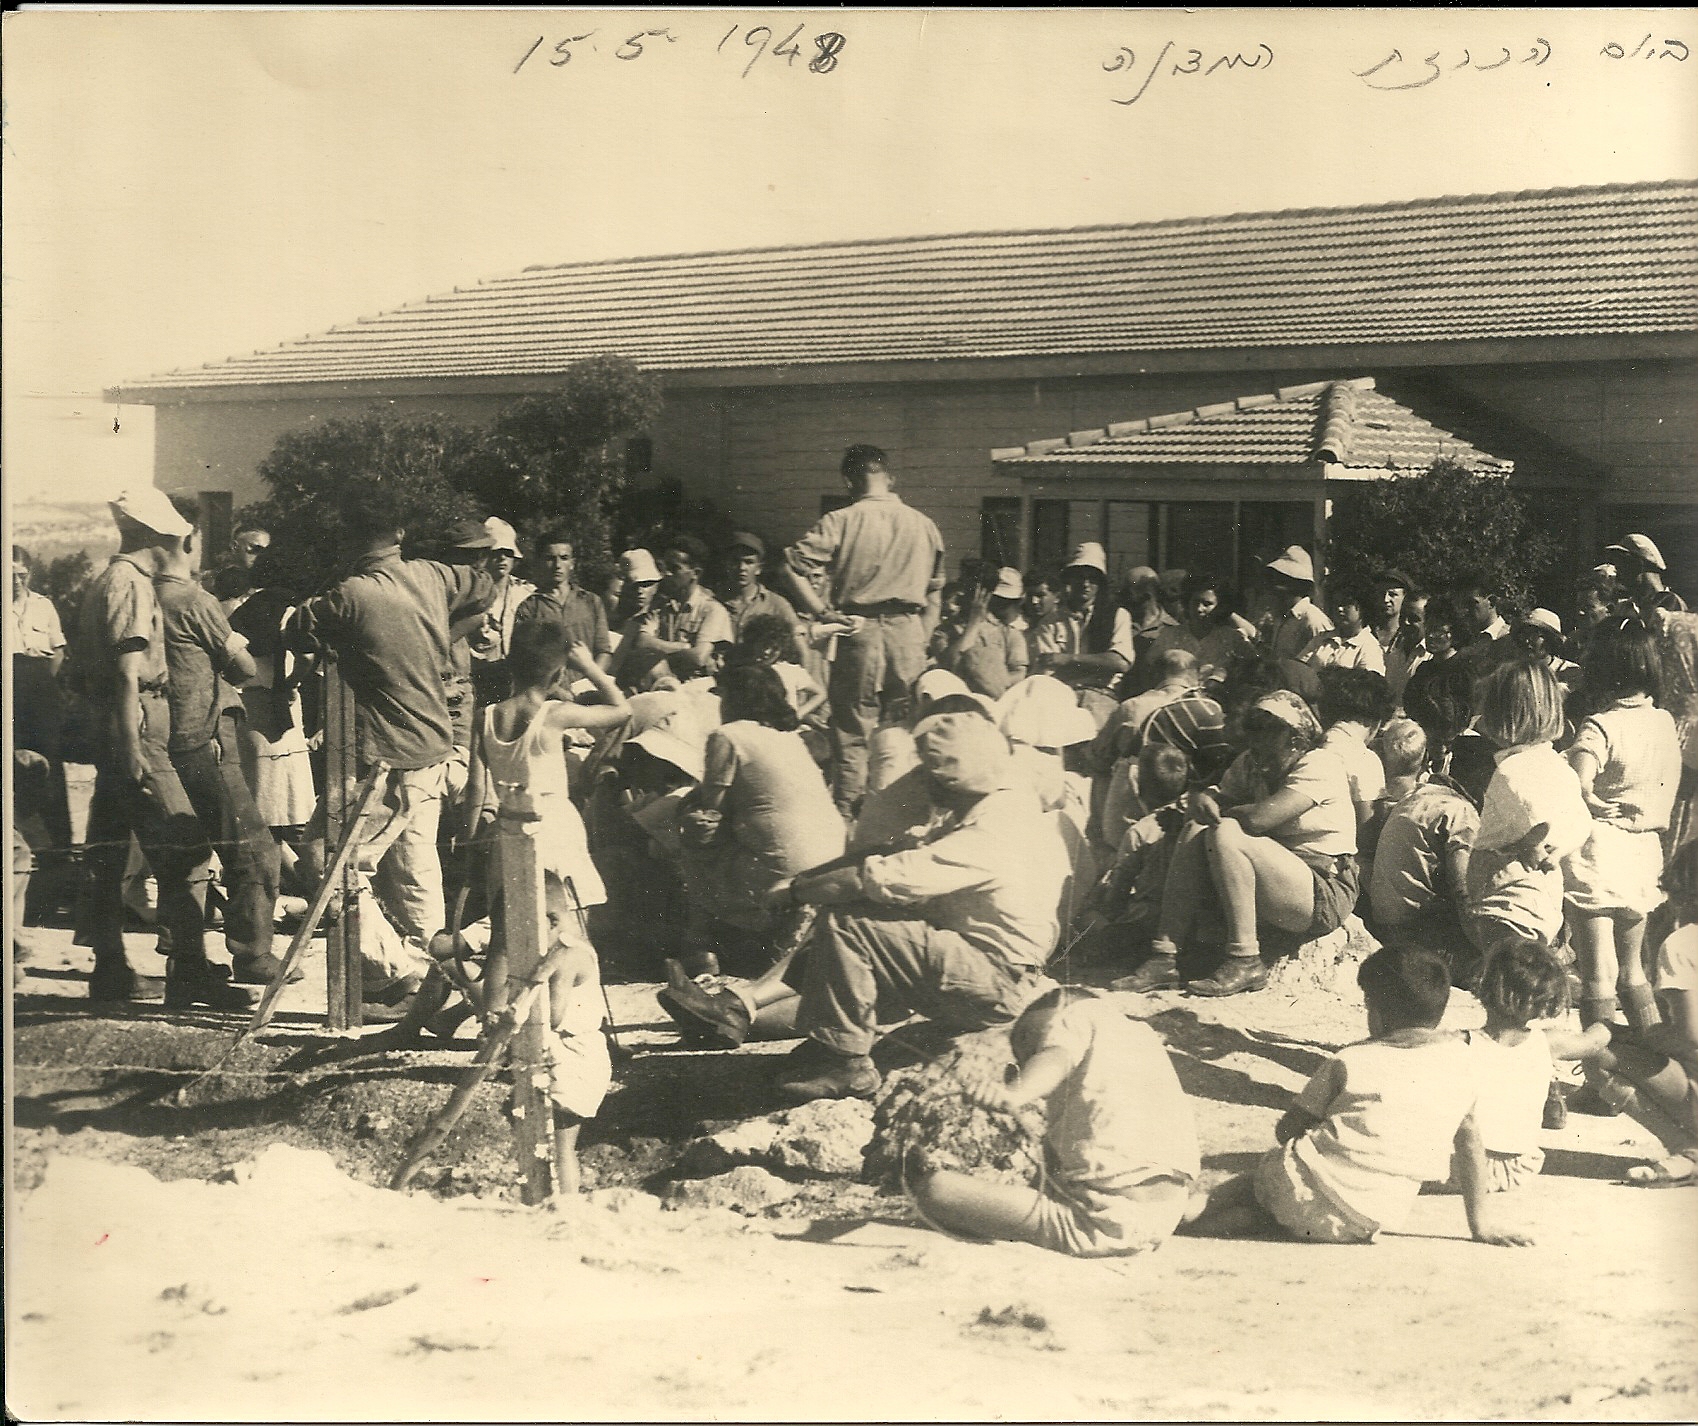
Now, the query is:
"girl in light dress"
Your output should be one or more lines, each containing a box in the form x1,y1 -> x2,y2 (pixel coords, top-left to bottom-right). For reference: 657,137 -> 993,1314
1563,619 -> 1681,1113
479,621 -> 632,1190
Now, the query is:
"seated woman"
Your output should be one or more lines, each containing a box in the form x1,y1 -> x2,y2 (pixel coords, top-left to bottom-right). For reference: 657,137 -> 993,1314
669,662 -> 846,978
1119,690 -> 1358,997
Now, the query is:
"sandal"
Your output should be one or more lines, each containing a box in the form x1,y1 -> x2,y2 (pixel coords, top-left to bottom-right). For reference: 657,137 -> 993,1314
1624,1156 -> 1697,1188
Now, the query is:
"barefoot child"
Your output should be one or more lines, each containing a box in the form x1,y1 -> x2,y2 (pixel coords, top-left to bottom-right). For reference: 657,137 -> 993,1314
1184,947 -> 1532,1246
909,986 -> 1201,1257
1451,939 -> 1609,1191
482,623 -> 631,1191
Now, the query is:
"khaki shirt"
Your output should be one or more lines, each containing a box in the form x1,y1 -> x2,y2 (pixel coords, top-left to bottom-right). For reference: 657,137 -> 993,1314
77,552 -> 168,693
785,491 -> 944,610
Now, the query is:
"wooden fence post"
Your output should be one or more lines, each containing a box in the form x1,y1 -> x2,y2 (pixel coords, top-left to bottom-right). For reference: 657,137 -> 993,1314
324,659 -> 364,1032
498,811 -> 556,1205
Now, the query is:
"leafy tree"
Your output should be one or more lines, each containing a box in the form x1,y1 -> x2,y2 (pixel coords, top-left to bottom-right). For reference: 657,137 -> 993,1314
1326,458 -> 1563,618
240,413 -> 482,595
29,548 -> 96,631
452,355 -> 661,564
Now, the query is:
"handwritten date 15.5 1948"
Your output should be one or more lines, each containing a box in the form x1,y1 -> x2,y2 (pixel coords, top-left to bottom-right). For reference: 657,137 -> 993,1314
513,23 -> 846,79
1102,42 -> 1274,106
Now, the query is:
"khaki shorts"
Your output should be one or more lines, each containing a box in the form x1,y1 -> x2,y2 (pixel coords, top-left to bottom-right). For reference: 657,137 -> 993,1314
1253,1144 -> 1376,1244
1029,1177 -> 1191,1258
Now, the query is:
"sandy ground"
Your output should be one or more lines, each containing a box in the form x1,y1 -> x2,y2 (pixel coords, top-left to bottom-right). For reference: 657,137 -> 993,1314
8,922 -> 1698,1422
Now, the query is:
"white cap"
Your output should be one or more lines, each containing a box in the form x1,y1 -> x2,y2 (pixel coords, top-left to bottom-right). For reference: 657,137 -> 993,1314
621,548 -> 662,583
484,517 -> 520,555
110,487 -> 193,539
995,674 -> 1099,748
1064,542 -> 1109,576
1604,534 -> 1666,572
1265,545 -> 1315,584
992,567 -> 1024,600
1521,608 -> 1564,637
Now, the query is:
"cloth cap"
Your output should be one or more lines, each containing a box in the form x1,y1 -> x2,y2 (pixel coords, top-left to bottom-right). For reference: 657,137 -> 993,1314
1593,562 -> 1620,580
1265,545 -> 1315,584
1604,534 -> 1666,571
1246,689 -> 1322,742
109,487 -> 193,539
483,517 -> 520,555
1519,607 -> 1564,637
995,674 -> 1098,748
1373,568 -> 1415,592
725,530 -> 766,558
628,717 -> 706,783
621,548 -> 662,583
449,519 -> 495,550
915,711 -> 1013,797
1064,542 -> 1109,576
1123,564 -> 1159,586
913,668 -> 971,706
992,567 -> 1024,600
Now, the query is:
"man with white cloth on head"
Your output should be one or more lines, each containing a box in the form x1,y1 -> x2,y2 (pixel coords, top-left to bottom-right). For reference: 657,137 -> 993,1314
770,712 -> 1069,1103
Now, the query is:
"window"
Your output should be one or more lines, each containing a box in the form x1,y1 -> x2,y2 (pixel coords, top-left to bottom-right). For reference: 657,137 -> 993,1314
198,490 -> 233,565
1029,499 -> 1070,571
980,498 -> 1021,566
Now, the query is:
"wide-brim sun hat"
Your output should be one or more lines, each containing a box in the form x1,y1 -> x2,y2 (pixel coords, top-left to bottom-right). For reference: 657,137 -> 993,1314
995,674 -> 1098,748
1517,608 -> 1564,637
1064,542 -> 1109,577
1265,545 -> 1315,583
992,568 -> 1024,600
483,517 -> 520,556
628,718 -> 706,783
913,668 -> 971,705
109,486 -> 193,539
914,711 -> 1013,796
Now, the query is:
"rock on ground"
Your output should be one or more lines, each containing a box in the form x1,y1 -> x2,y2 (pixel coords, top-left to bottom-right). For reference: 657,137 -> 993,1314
662,1165 -> 803,1214
676,1099 -> 875,1179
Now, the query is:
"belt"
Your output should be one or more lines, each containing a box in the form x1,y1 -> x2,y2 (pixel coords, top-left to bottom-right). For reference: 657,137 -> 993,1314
841,601 -> 923,616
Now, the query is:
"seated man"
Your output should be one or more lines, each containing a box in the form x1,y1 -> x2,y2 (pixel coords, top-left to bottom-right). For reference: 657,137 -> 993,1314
771,711 -> 1071,1103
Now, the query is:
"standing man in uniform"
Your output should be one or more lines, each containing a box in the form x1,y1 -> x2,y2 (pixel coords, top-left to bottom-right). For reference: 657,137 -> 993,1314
779,444 -> 945,815
295,482 -> 494,1011
76,488 -> 253,1008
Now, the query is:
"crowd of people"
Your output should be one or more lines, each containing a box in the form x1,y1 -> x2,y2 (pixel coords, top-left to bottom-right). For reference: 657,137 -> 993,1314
9,441 -> 1698,1248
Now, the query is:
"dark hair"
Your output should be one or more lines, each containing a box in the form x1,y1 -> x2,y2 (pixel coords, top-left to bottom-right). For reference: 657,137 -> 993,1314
538,526 -> 575,554
659,533 -> 709,571
1024,566 -> 1061,596
1181,571 -> 1234,625
1405,655 -> 1475,755
1422,595 -> 1459,634
1061,563 -> 1119,655
1316,666 -> 1395,729
339,481 -> 405,544
1476,941 -> 1569,1025
12,544 -> 30,566
957,557 -> 1000,593
508,618 -> 570,688
732,613 -> 796,665
1577,572 -> 1622,606
1010,984 -> 1099,1061
1357,946 -> 1451,1030
716,663 -> 799,731
1327,579 -> 1371,618
1139,744 -> 1191,805
1583,617 -> 1664,705
167,492 -> 202,527
1453,572 -> 1498,604
841,444 -> 888,487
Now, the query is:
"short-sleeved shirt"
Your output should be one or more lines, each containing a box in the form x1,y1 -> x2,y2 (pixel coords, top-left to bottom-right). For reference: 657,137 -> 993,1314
1369,776 -> 1479,926
721,584 -> 800,638
618,584 -> 735,687
1150,618 -> 1256,683
1567,695 -> 1681,834
941,619 -> 1028,699
1301,627 -> 1388,675
1290,1032 -> 1478,1234
1323,724 -> 1387,820
10,589 -> 65,659
296,547 -> 493,770
514,583 -> 609,659
1463,1028 -> 1552,1158
1476,742 -> 1592,860
784,491 -> 945,610
1271,598 -> 1333,662
702,720 -> 846,876
1040,998 -> 1201,1193
76,551 -> 169,698
156,574 -> 245,753
1219,744 -> 1357,860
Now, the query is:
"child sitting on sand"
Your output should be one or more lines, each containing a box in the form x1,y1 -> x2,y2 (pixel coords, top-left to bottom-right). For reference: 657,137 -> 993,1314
1449,940 -> 1608,1192
1182,946 -> 1532,1246
909,986 -> 1201,1257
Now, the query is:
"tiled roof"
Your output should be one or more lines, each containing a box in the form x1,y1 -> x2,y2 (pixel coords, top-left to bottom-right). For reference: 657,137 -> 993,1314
992,377 -> 1514,474
115,181 -> 1698,395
